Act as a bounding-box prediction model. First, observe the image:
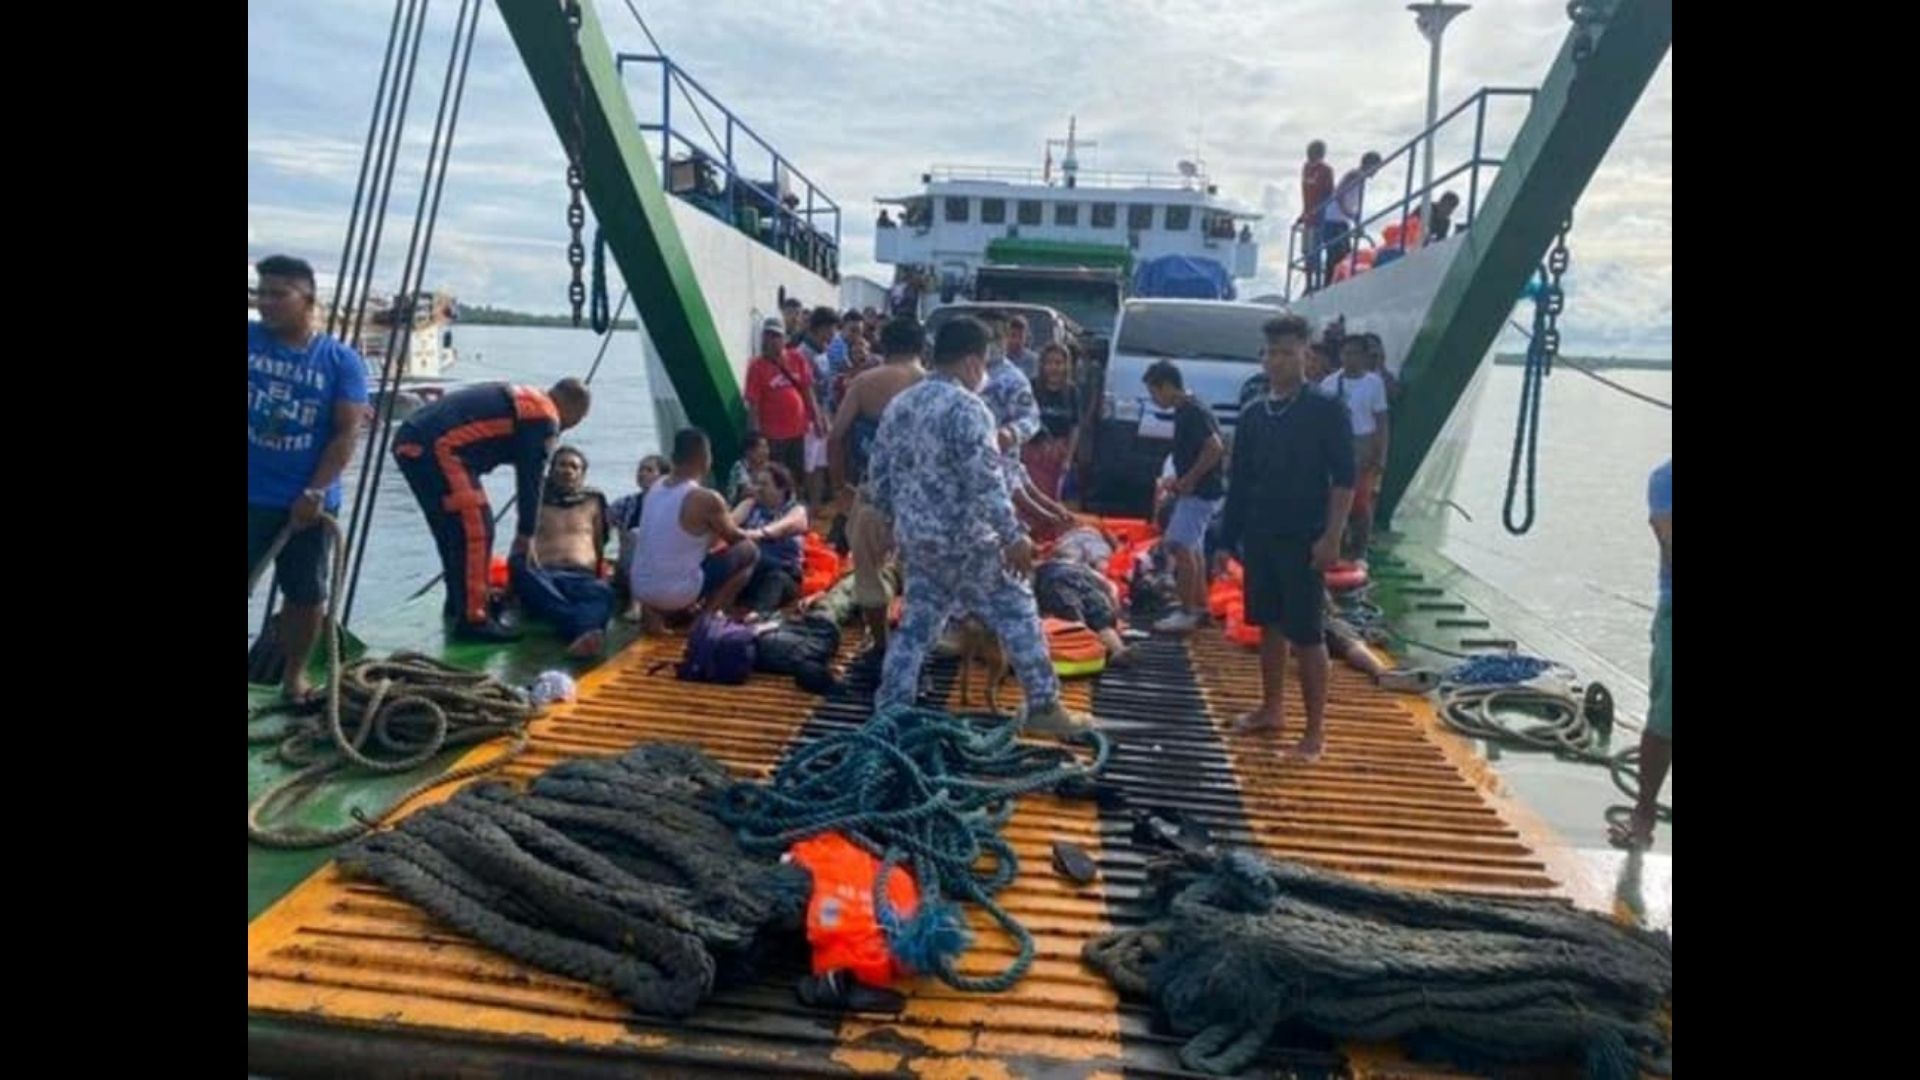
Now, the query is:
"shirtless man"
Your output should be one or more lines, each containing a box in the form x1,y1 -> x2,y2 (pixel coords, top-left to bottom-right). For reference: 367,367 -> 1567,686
828,315 -> 926,656
628,428 -> 762,631
510,446 -> 613,657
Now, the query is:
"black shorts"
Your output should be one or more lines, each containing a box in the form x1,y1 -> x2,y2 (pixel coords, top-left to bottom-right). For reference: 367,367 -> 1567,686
248,503 -> 330,606
1242,534 -> 1323,647
768,437 -> 806,481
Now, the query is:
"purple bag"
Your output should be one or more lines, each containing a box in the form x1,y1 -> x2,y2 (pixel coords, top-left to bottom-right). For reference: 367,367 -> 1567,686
678,611 -> 757,685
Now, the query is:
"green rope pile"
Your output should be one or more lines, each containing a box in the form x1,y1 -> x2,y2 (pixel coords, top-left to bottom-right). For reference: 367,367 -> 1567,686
715,707 -> 1111,993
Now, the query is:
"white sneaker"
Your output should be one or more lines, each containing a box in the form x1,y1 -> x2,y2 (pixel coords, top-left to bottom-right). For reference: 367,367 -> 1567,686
1154,610 -> 1200,634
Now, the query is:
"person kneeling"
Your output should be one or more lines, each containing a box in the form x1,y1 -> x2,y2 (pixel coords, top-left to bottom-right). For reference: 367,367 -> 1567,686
629,428 -> 761,630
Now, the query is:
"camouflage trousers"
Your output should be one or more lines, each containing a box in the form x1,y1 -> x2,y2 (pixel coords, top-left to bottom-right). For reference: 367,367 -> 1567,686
877,547 -> 1060,714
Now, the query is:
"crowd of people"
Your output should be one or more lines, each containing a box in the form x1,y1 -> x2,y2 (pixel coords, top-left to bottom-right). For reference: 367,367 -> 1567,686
1298,140 -> 1460,292
248,252 -> 1668,842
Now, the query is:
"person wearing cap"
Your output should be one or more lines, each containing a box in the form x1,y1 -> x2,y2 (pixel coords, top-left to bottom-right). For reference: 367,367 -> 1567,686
744,316 -> 817,484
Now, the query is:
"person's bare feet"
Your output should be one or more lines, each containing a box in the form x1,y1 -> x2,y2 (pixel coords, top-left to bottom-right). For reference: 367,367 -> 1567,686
1231,707 -> 1283,735
1284,728 -> 1326,763
566,629 -> 605,658
281,675 -> 317,705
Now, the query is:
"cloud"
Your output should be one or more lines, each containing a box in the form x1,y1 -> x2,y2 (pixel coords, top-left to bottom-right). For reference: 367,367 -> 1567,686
249,0 -> 1670,353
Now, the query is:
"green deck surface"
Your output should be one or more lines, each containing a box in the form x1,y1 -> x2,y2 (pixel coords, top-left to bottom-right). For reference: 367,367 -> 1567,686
246,600 -> 638,920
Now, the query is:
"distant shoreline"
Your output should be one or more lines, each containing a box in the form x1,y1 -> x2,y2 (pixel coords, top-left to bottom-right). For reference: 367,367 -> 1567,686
456,304 -> 639,331
1493,353 -> 1670,371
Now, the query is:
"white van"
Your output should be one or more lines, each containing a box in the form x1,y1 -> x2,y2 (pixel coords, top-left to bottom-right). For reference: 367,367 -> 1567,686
1084,298 -> 1284,514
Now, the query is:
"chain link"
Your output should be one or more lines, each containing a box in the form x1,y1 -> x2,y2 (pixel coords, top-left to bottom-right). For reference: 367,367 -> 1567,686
563,0 -> 587,326
1533,217 -> 1572,369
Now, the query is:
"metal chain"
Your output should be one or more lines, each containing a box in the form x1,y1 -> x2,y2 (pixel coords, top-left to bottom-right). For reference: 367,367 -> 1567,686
564,0 -> 587,326
1534,216 -> 1572,372
1567,0 -> 1609,63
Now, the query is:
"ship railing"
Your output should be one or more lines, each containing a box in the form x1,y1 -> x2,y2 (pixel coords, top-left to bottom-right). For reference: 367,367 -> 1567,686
616,52 -> 842,282
1285,86 -> 1536,300
927,163 -> 1210,191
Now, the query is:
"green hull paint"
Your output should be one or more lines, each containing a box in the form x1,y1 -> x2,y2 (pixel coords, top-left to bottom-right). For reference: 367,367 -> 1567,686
1380,0 -> 1672,522
246,596 -> 640,920
495,0 -> 744,478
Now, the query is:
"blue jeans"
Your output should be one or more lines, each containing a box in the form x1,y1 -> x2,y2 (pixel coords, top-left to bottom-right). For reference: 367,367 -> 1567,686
510,555 -> 614,641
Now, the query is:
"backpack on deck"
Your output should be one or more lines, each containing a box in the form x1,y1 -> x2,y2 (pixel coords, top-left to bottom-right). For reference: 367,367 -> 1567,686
678,612 -> 757,685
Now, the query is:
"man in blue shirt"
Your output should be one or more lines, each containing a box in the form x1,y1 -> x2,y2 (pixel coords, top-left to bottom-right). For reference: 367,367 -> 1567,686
247,255 -> 370,702
1615,459 -> 1672,849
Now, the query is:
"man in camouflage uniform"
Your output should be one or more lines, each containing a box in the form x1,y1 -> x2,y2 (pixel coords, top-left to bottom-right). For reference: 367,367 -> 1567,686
981,335 -> 1042,470
866,315 -> 1092,738
978,324 -> 1075,531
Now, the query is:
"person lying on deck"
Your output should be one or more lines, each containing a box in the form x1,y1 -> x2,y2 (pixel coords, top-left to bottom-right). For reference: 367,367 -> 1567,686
510,445 -> 613,657
1033,553 -> 1134,667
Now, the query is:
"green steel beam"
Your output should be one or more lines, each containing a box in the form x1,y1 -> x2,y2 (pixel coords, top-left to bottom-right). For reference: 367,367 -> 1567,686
1381,0 -> 1671,522
494,0 -> 743,472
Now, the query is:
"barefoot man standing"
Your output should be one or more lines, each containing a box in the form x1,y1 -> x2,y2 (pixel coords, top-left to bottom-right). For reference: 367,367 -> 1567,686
1218,315 -> 1355,762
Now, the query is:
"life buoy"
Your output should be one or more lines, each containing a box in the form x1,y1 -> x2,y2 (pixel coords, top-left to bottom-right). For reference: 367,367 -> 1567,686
1044,617 -> 1107,678
1324,559 -> 1369,591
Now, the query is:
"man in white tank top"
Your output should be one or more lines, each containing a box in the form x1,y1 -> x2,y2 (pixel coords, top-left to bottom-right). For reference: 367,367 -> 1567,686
628,428 -> 762,630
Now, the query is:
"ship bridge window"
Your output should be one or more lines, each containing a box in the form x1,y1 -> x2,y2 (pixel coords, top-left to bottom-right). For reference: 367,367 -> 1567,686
1204,211 -> 1235,238
1017,200 -> 1043,226
1091,203 -> 1117,228
1164,205 -> 1193,232
982,198 -> 1007,224
1054,202 -> 1080,226
944,197 -> 971,223
1128,204 -> 1155,230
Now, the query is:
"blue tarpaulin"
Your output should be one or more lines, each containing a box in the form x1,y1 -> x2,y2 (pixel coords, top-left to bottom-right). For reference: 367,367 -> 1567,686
1130,255 -> 1235,300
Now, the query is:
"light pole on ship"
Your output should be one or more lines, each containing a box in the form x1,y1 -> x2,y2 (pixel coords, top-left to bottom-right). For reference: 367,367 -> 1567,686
1409,2 -> 1469,244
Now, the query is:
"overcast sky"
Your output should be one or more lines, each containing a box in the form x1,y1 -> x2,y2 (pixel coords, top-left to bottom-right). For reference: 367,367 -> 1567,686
249,0 -> 1670,356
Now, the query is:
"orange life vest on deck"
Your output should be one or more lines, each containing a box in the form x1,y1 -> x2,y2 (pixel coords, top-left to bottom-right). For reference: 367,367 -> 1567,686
788,832 -> 921,989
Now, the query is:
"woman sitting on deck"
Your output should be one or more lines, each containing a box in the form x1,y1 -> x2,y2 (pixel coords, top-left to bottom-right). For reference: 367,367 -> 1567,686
731,463 -> 810,616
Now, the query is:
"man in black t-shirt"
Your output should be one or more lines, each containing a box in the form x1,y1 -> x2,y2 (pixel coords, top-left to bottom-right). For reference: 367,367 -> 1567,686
1218,315 -> 1355,763
1143,360 -> 1225,634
